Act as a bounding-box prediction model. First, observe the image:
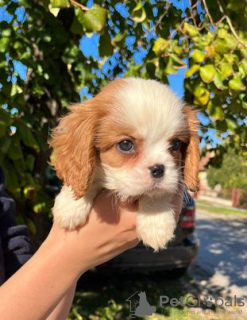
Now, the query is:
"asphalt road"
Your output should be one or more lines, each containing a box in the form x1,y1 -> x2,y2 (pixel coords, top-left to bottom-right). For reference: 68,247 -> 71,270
192,210 -> 247,298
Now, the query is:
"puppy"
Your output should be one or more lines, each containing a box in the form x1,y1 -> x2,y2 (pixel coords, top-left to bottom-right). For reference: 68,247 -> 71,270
50,78 -> 200,251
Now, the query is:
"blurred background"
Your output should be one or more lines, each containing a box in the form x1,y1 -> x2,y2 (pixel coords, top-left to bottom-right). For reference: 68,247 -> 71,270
0,0 -> 246,319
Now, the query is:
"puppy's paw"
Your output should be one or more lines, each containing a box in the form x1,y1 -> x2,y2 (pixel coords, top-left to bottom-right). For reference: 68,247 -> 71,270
137,211 -> 176,251
52,186 -> 92,230
137,197 -> 176,251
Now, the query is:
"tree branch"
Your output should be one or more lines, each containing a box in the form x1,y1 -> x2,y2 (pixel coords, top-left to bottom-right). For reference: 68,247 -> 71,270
202,0 -> 215,27
146,2 -> 171,36
216,0 -> 247,48
189,0 -> 199,27
69,0 -> 89,11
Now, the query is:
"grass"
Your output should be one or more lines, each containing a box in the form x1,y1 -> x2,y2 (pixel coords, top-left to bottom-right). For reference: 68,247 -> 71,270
67,271 -> 245,320
195,199 -> 247,217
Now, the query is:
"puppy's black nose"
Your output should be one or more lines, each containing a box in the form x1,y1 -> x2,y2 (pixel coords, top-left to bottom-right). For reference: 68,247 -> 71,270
149,164 -> 165,179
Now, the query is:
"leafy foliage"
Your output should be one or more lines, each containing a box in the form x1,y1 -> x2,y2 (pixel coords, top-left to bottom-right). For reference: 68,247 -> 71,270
0,0 -> 246,240
207,149 -> 247,189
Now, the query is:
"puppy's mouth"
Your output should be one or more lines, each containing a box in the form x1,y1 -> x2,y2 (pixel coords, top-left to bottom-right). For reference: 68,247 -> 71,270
140,180 -> 166,196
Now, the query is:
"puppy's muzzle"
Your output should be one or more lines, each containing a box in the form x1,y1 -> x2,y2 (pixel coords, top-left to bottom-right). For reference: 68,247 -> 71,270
149,164 -> 165,179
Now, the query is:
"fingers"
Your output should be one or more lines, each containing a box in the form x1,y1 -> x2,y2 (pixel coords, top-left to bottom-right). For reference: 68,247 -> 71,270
93,190 -> 138,222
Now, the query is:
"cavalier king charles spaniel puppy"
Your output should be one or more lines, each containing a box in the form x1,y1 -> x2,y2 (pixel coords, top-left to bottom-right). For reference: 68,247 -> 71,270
50,78 -> 200,251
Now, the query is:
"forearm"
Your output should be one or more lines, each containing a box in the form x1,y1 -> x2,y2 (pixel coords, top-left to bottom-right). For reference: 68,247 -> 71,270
0,236 -> 82,320
46,283 -> 76,320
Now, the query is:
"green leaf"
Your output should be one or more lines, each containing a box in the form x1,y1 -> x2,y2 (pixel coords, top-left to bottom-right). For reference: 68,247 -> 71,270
219,62 -> 233,80
216,120 -> 227,132
0,108 -> 12,126
227,0 -> 244,12
11,83 -> 23,97
218,29 -> 228,39
49,7 -> 60,17
24,186 -> 35,200
223,53 -> 238,64
6,1 -> 18,14
99,32 -> 113,57
62,45 -> 80,64
229,77 -> 246,91
191,49 -> 205,63
131,1 -> 146,23
200,64 -> 216,83
170,54 -> 185,66
70,15 -> 84,35
226,118 -> 237,131
0,137 -> 11,154
1,28 -> 11,37
4,164 -> 20,194
208,101 -> 225,120
214,72 -> 227,90
26,154 -> 35,171
0,121 -> 6,138
50,0 -> 70,8
242,101 -> 247,109
0,37 -> 10,52
173,45 -> 183,55
183,22 -> 198,37
215,35 -> 237,54
74,62 -> 88,83
239,59 -> 247,76
205,45 -> 215,58
8,141 -> 22,160
215,39 -> 229,55
82,5 -> 107,32
33,202 -> 47,214
193,86 -> 210,105
18,123 -> 40,151
113,31 -> 127,46
165,58 -> 177,75
152,38 -> 168,56
240,94 -> 247,109
185,64 -> 200,78
146,61 -> 156,77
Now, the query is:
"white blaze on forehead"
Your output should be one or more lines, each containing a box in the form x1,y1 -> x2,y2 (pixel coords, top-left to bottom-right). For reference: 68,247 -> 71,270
112,78 -> 187,144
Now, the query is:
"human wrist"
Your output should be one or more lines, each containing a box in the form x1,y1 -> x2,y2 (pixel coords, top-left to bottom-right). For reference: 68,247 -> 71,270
42,225 -> 94,278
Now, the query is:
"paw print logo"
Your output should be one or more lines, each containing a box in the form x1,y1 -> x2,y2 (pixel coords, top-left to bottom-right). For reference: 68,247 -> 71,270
201,295 -> 214,307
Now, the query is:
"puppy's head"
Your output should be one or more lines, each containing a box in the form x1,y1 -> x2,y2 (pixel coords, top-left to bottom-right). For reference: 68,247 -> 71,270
50,78 -> 200,199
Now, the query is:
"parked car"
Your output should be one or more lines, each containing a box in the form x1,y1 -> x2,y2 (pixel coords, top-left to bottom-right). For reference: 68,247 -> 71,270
96,191 -> 199,278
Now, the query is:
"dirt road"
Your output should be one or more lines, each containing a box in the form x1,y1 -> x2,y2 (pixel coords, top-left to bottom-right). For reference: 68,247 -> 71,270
191,210 -> 247,298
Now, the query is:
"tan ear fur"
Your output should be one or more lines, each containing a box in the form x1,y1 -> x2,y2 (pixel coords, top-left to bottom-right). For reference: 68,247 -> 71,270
49,103 -> 97,199
182,106 -> 200,191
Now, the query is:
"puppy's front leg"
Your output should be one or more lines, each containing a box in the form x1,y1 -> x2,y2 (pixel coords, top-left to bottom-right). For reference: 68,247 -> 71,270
52,186 -> 97,230
137,196 -> 177,251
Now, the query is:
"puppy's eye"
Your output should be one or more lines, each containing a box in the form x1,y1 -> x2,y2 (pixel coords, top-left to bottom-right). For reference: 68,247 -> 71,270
170,140 -> 181,151
117,140 -> 135,153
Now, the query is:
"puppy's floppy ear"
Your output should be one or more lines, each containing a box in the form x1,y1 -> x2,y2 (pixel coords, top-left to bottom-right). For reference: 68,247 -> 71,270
50,103 -> 97,199
182,106 -> 200,191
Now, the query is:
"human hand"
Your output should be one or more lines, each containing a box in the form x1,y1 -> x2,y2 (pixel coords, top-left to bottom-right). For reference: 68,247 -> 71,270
45,185 -> 183,278
46,191 -> 139,278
